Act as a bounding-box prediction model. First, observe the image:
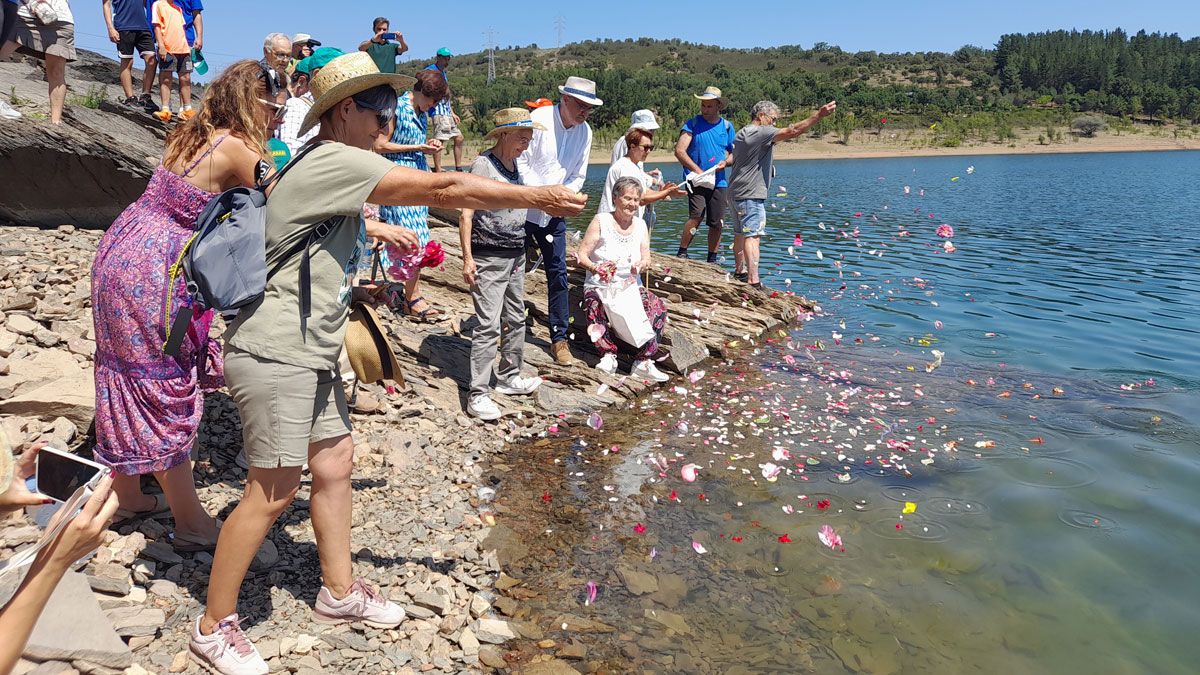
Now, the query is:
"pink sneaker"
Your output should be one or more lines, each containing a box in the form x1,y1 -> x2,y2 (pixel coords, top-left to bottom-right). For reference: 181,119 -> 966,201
313,578 -> 406,628
189,613 -> 268,675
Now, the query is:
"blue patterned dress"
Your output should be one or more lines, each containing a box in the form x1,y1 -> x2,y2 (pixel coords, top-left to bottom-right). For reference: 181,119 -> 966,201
379,92 -> 431,254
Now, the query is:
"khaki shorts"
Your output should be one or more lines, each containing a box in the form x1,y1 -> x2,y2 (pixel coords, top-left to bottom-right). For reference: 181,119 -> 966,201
225,347 -> 352,468
432,114 -> 462,141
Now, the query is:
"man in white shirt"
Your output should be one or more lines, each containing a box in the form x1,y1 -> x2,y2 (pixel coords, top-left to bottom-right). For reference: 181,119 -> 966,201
516,76 -> 602,365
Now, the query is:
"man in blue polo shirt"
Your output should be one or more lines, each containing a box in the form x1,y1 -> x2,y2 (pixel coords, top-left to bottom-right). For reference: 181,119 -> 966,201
425,48 -> 464,172
103,0 -> 157,111
674,86 -> 736,263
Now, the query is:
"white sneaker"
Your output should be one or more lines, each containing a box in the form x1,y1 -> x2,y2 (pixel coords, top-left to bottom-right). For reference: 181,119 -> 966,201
0,100 -> 22,120
313,578 -> 406,629
189,613 -> 268,675
632,359 -> 669,383
495,374 -> 542,396
595,353 -> 618,375
467,394 -> 502,420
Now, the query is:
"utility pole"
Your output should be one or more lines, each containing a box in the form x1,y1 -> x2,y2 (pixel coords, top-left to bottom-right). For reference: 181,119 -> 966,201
554,16 -> 565,49
482,29 -> 497,84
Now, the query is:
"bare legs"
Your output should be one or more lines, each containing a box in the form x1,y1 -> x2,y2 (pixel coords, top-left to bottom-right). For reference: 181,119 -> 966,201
111,462 -> 219,540
200,434 -> 356,634
44,54 -> 64,124
743,235 -> 761,284
118,58 -> 134,99
158,69 -> 173,112
432,134 -> 464,172
179,71 -> 192,109
678,218 -> 722,258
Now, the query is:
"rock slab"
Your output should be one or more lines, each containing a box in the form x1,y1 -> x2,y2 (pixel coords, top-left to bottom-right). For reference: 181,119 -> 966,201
22,570 -> 132,669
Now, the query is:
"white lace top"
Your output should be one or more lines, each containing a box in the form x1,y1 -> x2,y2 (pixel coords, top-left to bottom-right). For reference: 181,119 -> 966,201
584,213 -> 647,290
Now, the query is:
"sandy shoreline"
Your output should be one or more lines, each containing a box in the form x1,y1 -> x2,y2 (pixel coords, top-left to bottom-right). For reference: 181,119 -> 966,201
588,132 -> 1200,164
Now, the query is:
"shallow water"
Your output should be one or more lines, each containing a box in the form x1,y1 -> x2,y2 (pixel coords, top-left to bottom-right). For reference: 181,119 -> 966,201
493,152 -> 1200,673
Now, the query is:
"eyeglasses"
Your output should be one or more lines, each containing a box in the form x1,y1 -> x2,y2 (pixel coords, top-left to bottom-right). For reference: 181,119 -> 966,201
258,98 -> 286,121
270,50 -> 290,59
569,97 -> 594,114
637,144 -> 654,150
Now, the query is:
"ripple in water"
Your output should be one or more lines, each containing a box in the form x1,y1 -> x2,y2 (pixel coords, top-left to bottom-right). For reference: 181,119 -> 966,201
866,516 -> 951,542
999,456 -> 1098,489
881,485 -> 927,502
1094,407 -> 1195,445
1057,508 -> 1119,533
926,498 -> 990,516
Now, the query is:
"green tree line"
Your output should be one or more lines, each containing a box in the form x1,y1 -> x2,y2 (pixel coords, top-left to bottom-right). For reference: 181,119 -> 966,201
397,29 -> 1200,139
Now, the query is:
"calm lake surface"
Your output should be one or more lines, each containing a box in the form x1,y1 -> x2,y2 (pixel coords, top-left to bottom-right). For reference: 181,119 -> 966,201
495,151 -> 1200,673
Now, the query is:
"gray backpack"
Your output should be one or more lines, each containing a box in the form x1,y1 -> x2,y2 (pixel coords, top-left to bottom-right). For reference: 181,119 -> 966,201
163,141 -> 330,356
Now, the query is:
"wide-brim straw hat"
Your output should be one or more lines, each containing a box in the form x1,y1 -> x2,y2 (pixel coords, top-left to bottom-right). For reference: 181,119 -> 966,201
694,86 -> 726,105
299,52 -> 415,135
345,303 -> 406,387
558,76 -> 603,106
485,107 -> 547,140
0,427 -> 13,497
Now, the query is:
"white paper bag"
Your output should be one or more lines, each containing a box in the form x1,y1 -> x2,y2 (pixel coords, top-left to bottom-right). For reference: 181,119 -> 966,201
598,282 -> 654,347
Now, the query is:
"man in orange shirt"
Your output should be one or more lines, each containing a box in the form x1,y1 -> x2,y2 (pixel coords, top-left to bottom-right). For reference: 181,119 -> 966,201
150,0 -> 194,121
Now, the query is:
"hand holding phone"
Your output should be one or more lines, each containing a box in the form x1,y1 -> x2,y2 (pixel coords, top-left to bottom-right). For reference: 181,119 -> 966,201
380,32 -> 398,41
0,441 -> 53,513
35,446 -> 107,503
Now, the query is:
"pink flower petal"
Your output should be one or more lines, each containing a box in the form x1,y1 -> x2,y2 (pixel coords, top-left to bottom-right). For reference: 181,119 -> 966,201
692,541 -> 708,554
681,463 -> 700,483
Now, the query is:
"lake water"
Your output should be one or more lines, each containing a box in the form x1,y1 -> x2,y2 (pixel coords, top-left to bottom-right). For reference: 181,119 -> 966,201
491,151 -> 1200,673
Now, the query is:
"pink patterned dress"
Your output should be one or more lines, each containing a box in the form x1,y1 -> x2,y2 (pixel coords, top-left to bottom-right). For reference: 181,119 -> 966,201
91,138 -> 228,475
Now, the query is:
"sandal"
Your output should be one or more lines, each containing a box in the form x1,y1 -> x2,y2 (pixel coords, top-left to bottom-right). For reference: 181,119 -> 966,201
112,493 -> 170,525
403,296 -> 442,322
171,520 -> 223,553
749,282 -> 765,291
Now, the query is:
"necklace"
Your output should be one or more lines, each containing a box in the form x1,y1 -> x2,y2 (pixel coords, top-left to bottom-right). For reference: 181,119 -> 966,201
486,152 -> 520,182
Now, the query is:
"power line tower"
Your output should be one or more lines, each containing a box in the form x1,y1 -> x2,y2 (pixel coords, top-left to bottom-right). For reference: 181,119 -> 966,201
554,16 -> 565,48
482,29 -> 497,84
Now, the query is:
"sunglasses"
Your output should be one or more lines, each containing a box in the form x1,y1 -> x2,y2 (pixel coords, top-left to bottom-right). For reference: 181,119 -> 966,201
354,101 -> 395,130
636,143 -> 655,150
257,63 -> 282,97
258,98 -> 286,121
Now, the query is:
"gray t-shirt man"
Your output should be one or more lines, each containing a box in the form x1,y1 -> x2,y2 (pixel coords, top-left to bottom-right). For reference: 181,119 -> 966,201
728,124 -> 777,201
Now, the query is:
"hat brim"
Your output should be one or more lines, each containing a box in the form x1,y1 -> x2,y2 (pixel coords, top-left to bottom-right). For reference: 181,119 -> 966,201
694,94 -> 726,104
485,121 -> 547,141
345,304 -> 406,386
299,73 -> 416,136
559,87 -> 603,106
630,121 -> 660,131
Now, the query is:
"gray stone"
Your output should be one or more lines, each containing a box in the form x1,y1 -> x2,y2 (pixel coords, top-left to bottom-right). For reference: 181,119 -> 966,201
0,367 -> 95,429
412,591 -> 450,616
473,618 -> 516,644
252,538 -> 279,569
85,574 -> 130,596
405,605 -> 436,620
643,608 -> 693,635
24,661 -> 77,675
661,325 -> 708,374
21,571 -> 132,669
616,565 -> 659,595
104,607 -> 165,638
139,541 -> 182,565
320,632 -> 370,652
458,627 -> 479,657
478,645 -> 506,669
469,593 -> 491,619
6,313 -> 38,336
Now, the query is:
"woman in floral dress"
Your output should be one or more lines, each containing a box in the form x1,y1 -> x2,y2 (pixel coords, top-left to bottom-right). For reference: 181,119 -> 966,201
374,69 -> 448,319
91,60 -> 284,550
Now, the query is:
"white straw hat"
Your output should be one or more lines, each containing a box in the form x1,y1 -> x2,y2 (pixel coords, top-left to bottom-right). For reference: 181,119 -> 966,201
628,109 -> 659,131
558,76 -> 603,106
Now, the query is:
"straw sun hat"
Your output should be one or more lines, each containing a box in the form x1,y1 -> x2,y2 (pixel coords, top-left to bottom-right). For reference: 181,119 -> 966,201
299,51 -> 415,135
694,86 -> 726,105
485,107 -> 547,140
344,303 -> 406,387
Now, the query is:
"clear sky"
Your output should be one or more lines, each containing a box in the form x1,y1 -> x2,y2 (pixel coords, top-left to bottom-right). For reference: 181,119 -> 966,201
71,1 -> 1200,78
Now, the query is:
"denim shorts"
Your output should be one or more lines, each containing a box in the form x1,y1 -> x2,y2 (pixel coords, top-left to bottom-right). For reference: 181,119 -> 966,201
733,199 -> 767,236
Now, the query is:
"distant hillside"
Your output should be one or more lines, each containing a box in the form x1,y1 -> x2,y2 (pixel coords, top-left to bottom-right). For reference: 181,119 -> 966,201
398,30 -> 1200,140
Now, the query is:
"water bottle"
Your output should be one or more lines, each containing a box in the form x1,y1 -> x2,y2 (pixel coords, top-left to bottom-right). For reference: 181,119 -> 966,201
192,48 -> 209,76
31,0 -> 58,25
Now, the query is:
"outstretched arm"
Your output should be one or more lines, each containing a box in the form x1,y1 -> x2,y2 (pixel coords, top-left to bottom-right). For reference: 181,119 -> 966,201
776,101 -> 837,143
368,165 -> 587,216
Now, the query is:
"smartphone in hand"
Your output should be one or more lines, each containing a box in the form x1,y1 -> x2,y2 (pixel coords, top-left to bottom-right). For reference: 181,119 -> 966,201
34,447 -> 107,503
380,32 -> 397,41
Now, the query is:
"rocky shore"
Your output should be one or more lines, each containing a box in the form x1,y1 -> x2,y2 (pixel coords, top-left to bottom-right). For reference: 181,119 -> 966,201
0,210 -> 809,674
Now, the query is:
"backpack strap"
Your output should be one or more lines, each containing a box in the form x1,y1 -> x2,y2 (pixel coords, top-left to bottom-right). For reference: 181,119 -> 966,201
258,139 -> 330,192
